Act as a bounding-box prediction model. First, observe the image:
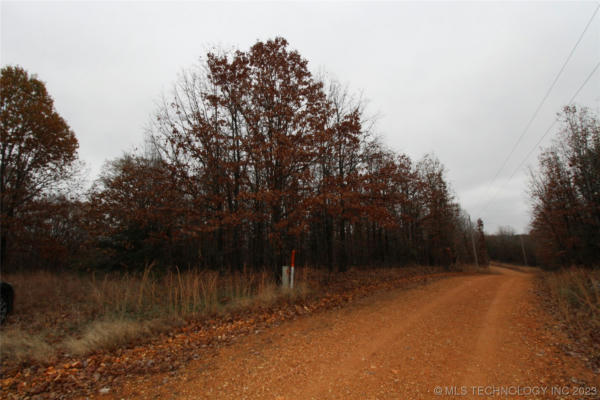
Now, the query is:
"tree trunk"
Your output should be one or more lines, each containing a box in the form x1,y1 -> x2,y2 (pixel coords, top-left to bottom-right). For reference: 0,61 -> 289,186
338,218 -> 347,272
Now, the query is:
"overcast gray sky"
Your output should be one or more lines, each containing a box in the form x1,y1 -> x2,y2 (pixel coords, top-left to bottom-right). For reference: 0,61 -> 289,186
2,1 -> 599,234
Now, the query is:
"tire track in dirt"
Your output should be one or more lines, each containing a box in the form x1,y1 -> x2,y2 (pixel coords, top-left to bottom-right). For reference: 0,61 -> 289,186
298,275 -> 500,400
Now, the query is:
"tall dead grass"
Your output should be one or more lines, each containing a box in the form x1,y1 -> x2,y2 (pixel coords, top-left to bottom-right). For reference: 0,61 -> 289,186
0,266 -> 303,363
0,264 -> 450,364
541,267 -> 600,367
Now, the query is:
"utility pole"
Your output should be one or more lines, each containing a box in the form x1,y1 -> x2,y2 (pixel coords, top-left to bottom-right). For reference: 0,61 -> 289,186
520,235 -> 528,266
469,217 -> 479,267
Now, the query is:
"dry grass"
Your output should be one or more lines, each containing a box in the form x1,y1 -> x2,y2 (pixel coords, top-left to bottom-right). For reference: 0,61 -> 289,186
541,267 -> 600,368
0,266 -> 303,364
1,327 -> 56,363
0,264 -> 454,365
63,317 -> 181,356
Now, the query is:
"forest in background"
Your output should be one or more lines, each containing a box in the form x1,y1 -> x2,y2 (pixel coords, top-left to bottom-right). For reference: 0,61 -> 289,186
485,227 -> 537,266
1,37 -> 487,277
3,36 -> 598,278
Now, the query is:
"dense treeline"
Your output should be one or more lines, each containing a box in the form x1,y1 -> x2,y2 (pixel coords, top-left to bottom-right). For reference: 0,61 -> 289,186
1,38 -> 485,275
529,106 -> 600,269
486,227 -> 536,266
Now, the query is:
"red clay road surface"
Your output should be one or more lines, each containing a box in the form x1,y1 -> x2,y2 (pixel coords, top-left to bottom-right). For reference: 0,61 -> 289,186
112,266 -> 599,399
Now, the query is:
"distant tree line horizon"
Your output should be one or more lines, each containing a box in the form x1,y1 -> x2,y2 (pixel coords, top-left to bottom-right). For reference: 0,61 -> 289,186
6,37 -> 596,275
485,226 -> 537,267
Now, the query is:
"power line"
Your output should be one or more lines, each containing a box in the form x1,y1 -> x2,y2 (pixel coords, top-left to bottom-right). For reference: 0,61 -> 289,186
477,3 -> 600,210
506,60 -> 600,182
479,60 -> 600,214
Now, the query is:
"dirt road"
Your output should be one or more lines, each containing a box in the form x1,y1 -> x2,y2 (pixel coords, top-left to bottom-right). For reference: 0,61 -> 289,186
115,267 -> 599,399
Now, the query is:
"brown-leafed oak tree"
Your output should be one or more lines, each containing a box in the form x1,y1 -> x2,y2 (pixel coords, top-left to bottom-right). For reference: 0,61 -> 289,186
0,66 -> 78,268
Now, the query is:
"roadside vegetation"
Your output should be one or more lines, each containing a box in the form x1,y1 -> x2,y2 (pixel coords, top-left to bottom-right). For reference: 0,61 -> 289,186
539,267 -> 600,370
0,264 -> 470,367
529,106 -> 599,269
0,266 -> 297,364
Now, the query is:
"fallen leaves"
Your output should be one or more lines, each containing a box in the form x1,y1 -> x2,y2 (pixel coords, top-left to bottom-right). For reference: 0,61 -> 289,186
1,268 -> 460,399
